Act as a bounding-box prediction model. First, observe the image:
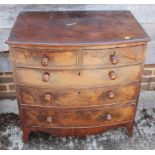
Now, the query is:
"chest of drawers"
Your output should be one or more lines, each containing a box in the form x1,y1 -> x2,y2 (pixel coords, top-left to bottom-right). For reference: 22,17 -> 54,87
6,11 -> 150,142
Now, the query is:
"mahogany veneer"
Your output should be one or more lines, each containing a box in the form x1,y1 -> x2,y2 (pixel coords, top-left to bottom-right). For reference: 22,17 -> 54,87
6,11 -> 150,142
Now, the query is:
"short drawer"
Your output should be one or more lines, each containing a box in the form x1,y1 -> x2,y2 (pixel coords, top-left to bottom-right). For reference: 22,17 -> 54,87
82,45 -> 144,66
18,83 -> 139,107
22,104 -> 135,128
10,47 -> 77,66
15,65 -> 141,88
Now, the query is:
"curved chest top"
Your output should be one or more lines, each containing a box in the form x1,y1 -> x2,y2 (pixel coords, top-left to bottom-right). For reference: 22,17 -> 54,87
6,11 -> 150,47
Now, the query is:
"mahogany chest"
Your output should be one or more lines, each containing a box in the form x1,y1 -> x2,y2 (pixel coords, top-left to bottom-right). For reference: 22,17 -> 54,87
6,11 -> 150,142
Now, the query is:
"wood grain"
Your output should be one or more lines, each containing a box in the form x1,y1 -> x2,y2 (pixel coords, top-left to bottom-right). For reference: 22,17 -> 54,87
22,104 -> 135,128
15,65 -> 141,88
18,83 -> 139,107
82,45 -> 145,66
11,47 -> 78,66
6,11 -> 149,142
10,45 -> 145,68
6,11 -> 150,47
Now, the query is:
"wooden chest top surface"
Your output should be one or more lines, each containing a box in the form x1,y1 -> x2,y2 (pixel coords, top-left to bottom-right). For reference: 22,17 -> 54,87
6,11 -> 150,47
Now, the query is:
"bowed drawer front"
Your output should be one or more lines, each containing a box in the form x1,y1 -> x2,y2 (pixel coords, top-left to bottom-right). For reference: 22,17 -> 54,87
6,11 -> 150,142
82,45 -> 145,66
22,105 -> 135,128
15,65 -> 141,87
11,45 -> 145,68
18,83 -> 139,107
11,48 -> 77,66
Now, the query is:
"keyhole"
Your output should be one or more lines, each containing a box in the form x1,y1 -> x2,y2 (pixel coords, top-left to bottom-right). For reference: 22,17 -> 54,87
43,53 -> 47,58
113,51 -> 116,55
78,91 -> 81,94
78,72 -> 81,76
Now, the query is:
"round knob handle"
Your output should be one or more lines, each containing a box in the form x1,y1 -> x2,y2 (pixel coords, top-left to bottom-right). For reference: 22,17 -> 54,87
41,56 -> 49,66
110,55 -> 119,64
24,50 -> 29,58
46,116 -> 52,123
109,71 -> 117,80
42,72 -> 50,82
107,91 -> 115,99
106,114 -> 112,121
44,93 -> 52,101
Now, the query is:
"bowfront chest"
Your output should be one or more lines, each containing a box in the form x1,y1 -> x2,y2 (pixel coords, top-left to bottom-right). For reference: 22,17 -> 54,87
6,11 -> 150,142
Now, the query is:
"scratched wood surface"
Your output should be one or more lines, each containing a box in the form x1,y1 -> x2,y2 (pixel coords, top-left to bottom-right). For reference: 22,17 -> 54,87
6,11 -> 149,46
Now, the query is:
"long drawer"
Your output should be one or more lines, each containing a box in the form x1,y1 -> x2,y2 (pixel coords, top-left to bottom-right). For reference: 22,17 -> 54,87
18,83 -> 139,107
15,65 -> 141,88
22,104 -> 135,128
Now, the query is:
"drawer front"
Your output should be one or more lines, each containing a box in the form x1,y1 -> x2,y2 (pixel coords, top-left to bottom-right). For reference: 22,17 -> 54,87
22,105 -> 135,127
82,45 -> 144,66
10,47 -> 77,66
15,65 -> 141,88
19,83 -> 139,107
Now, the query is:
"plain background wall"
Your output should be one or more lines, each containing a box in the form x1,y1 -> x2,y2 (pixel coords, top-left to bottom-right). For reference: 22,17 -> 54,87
0,4 -> 155,71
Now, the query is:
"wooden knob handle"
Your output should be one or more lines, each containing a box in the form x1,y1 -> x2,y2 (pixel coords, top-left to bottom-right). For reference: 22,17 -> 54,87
41,56 -> 49,66
24,51 -> 29,58
46,116 -> 52,122
107,91 -> 115,99
110,55 -> 119,64
106,114 -> 112,121
97,113 -> 113,121
42,72 -> 50,82
109,71 -> 117,80
44,93 -> 52,101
